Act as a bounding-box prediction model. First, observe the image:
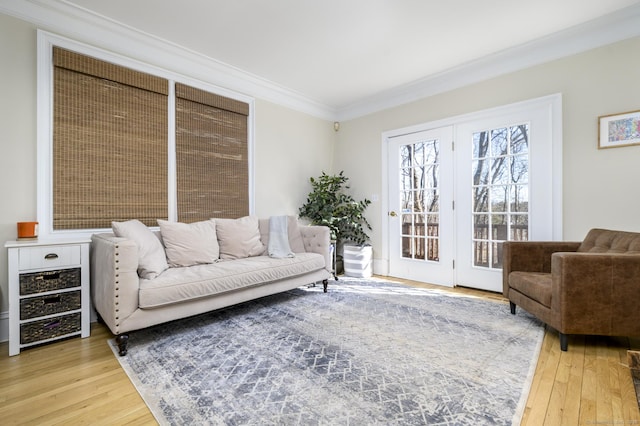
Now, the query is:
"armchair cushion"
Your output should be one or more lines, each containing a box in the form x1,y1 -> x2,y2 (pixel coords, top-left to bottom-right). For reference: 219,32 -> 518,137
508,272 -> 552,308
578,228 -> 640,254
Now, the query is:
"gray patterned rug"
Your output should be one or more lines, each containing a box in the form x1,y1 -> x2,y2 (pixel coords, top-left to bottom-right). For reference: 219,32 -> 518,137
111,277 -> 543,425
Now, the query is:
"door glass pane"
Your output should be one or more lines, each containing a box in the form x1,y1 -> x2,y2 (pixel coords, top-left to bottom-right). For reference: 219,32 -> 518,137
472,159 -> 489,185
400,145 -> 411,168
473,187 -> 488,212
511,155 -> 528,183
472,123 -> 530,269
401,191 -> 413,211
510,214 -> 528,240
398,139 -> 440,262
491,128 -> 508,156
414,237 -> 426,260
473,131 -> 489,159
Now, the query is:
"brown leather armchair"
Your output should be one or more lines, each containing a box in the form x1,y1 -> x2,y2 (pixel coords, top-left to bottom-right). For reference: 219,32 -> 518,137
503,228 -> 640,351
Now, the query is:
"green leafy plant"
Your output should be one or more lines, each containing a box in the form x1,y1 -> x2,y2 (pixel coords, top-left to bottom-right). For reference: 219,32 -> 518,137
299,171 -> 372,246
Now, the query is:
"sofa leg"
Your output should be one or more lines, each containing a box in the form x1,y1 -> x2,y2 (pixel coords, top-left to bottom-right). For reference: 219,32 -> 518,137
559,333 -> 568,351
115,334 -> 129,356
322,279 -> 328,293
509,301 -> 516,315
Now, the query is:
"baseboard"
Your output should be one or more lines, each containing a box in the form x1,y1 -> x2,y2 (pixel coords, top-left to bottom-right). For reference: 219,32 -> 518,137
0,311 -> 8,343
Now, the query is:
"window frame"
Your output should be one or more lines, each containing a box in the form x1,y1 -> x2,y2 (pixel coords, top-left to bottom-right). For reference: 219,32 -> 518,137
37,31 -> 255,240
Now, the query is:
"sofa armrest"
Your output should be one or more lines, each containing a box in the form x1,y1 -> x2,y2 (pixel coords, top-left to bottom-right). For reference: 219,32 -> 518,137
90,233 -> 141,335
502,241 -> 581,297
300,225 -> 331,273
551,252 -> 640,335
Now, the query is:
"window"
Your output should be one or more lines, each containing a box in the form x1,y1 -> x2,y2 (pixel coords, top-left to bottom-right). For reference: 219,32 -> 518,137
38,35 -> 253,238
175,83 -> 249,222
53,47 -> 169,229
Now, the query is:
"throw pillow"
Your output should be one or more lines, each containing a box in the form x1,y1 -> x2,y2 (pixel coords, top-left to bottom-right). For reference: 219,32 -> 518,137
215,216 -> 265,260
158,219 -> 219,267
287,216 -> 306,253
112,219 -> 168,279
260,216 -> 306,253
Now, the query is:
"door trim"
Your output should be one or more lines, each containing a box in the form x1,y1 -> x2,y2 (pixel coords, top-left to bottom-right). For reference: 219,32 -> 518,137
380,93 -> 563,282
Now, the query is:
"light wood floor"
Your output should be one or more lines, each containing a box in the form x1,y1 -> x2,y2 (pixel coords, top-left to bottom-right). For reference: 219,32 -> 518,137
1,280 -> 638,425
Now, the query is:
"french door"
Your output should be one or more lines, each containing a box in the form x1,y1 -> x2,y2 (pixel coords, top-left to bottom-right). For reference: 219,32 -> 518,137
386,95 -> 560,292
387,127 -> 454,287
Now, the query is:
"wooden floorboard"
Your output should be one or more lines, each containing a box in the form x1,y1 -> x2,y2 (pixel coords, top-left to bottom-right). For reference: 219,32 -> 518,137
0,278 -> 638,425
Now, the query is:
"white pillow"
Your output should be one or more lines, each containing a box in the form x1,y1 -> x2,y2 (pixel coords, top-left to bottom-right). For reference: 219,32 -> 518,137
158,219 -> 219,267
215,216 -> 265,260
112,219 -> 168,279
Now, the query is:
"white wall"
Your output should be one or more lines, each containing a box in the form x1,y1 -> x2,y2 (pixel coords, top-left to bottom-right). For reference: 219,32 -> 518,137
0,14 -> 38,318
0,13 -> 335,321
336,36 -> 640,270
253,100 -> 335,217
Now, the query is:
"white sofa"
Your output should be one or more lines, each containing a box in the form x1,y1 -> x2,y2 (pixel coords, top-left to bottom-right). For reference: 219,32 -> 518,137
90,216 -> 332,355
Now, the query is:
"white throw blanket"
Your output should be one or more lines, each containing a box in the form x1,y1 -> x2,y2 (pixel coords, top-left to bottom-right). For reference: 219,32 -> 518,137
268,216 -> 295,258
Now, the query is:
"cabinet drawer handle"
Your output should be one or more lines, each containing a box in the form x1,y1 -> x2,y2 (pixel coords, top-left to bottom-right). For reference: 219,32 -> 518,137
35,272 -> 60,281
44,253 -> 59,260
43,320 -> 61,330
43,295 -> 62,305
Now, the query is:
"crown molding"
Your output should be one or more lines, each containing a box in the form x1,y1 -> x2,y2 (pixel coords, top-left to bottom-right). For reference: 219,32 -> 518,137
0,0 -> 337,120
336,3 -> 640,121
2,0 -> 639,122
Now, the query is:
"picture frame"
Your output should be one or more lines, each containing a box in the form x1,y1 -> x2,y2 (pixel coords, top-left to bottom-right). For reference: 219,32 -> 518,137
598,109 -> 640,149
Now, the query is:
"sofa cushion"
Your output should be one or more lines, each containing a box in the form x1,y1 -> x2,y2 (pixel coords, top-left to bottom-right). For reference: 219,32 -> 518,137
112,219 -> 168,280
138,253 -> 326,308
578,228 -> 640,254
508,271 -> 552,308
158,219 -> 219,267
215,216 -> 265,260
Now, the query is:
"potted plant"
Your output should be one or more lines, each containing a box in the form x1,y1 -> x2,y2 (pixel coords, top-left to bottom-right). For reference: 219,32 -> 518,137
299,171 -> 372,277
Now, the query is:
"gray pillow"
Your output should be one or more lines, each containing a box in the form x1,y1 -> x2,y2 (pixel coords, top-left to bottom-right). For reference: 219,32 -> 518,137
112,219 -> 168,279
158,219 -> 219,267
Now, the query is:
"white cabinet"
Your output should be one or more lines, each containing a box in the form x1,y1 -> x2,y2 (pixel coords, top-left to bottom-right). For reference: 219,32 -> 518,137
5,239 -> 91,356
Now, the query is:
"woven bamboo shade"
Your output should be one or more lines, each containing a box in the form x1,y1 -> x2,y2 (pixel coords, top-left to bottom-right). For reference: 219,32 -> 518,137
53,47 -> 168,229
175,83 -> 249,222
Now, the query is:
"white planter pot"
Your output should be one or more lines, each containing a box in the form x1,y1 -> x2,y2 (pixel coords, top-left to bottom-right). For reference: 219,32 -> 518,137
343,244 -> 372,278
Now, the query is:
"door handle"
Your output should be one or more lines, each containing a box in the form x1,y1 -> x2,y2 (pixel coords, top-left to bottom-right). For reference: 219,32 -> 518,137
389,211 -> 397,217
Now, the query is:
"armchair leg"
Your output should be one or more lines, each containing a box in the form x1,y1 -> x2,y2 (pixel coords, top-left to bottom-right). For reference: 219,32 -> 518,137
559,333 -> 568,351
509,301 -> 516,315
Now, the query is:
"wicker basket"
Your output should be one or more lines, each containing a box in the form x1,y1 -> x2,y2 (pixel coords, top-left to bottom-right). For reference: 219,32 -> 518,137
20,312 -> 81,345
20,290 -> 81,320
19,268 -> 81,295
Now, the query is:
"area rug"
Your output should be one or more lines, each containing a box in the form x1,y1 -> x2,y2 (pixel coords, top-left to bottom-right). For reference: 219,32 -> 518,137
111,277 -> 544,425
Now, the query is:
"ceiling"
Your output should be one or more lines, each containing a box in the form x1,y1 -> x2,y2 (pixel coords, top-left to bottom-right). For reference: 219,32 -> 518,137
10,0 -> 640,118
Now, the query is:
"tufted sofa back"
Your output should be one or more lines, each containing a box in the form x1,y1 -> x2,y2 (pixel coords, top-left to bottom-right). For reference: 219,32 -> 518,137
578,228 -> 640,254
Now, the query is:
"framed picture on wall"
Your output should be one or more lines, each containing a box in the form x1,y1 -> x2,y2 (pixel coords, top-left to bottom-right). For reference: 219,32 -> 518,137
598,109 -> 640,149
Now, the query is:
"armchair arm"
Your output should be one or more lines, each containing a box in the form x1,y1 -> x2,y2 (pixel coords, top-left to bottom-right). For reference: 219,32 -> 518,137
300,225 -> 332,273
503,241 -> 581,297
551,252 -> 640,336
90,233 -> 140,335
